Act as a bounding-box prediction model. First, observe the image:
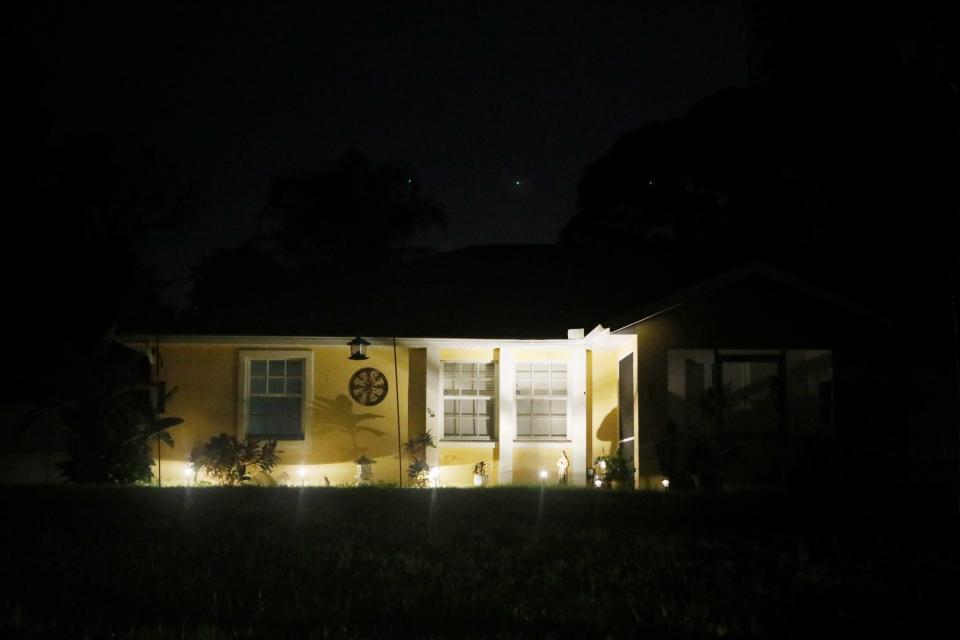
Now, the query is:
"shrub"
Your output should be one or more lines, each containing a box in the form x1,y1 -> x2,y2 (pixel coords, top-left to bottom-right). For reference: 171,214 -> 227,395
188,433 -> 279,485
403,430 -> 436,487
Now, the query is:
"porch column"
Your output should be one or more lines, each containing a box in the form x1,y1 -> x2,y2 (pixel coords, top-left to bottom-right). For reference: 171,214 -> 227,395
425,346 -> 440,470
497,347 -> 516,485
569,348 -> 587,486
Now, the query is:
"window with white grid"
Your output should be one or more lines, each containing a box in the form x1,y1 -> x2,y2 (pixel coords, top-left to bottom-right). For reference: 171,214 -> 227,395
442,361 -> 496,439
247,357 -> 306,440
516,362 -> 567,439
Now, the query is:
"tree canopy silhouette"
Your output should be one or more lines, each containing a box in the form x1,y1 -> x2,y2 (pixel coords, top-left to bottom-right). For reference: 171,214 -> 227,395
185,151 -> 446,333
561,6 -> 959,287
265,150 -> 446,264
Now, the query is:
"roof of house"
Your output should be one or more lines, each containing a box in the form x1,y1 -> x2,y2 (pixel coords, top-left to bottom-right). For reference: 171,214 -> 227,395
607,260 -> 891,332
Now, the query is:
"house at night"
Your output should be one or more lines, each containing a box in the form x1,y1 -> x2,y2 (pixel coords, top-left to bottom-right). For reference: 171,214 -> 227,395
2,261 -> 899,489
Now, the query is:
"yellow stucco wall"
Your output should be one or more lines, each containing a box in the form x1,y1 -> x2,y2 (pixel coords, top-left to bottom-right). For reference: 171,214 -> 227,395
589,350 -> 620,465
150,340 -> 631,489
436,444 -> 499,486
156,342 -> 411,487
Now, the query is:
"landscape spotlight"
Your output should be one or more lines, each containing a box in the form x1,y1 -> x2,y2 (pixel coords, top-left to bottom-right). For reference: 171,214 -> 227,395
428,467 -> 439,487
661,478 -> 670,489
184,463 -> 193,477
348,337 -> 370,360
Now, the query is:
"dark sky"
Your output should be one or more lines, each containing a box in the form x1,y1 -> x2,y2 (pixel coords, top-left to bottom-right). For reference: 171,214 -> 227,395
13,1 -> 748,289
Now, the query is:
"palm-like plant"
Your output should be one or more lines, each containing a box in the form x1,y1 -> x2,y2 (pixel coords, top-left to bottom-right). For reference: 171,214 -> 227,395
403,430 -> 436,488
188,433 -> 280,485
51,328 -> 182,484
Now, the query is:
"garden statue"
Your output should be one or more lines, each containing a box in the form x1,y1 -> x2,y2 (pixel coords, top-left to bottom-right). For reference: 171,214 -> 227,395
354,454 -> 376,486
557,450 -> 570,485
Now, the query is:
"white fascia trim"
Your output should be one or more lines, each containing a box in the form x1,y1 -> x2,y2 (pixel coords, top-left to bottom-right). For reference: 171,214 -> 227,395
121,329 -> 635,351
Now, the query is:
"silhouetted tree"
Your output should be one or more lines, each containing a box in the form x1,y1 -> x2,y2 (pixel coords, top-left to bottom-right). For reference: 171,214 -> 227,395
561,5 -> 959,292
185,151 -> 446,333
52,329 -> 183,484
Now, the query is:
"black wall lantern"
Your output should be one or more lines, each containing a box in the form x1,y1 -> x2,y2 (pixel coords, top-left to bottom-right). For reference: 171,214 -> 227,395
348,336 -> 370,360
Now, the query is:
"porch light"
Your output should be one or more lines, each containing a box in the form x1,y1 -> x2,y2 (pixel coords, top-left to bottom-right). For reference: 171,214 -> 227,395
348,336 -> 370,360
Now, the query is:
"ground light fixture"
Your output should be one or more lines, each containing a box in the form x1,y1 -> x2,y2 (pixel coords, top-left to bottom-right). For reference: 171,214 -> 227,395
298,467 -> 306,486
183,463 -> 193,485
347,336 -> 370,360
661,478 -> 670,489
539,469 -> 548,486
428,467 -> 439,487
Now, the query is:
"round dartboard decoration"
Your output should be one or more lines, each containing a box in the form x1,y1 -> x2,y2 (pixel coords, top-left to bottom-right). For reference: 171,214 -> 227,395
349,367 -> 388,406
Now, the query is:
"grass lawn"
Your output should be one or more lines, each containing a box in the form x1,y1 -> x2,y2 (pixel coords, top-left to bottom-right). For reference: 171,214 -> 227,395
0,486 -> 957,639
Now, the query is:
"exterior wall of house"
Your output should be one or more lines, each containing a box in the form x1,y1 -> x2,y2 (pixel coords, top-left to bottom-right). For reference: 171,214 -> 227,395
614,274 -> 892,489
154,342 -> 411,487
146,335 -> 632,488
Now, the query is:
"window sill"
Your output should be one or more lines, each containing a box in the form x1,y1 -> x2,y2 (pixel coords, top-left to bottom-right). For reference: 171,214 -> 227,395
439,439 -> 496,448
513,439 -> 571,448
249,434 -> 305,442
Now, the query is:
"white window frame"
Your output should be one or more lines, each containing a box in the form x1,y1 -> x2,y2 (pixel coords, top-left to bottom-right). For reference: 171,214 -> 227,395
515,361 -> 569,440
238,350 -> 314,441
439,360 -> 497,441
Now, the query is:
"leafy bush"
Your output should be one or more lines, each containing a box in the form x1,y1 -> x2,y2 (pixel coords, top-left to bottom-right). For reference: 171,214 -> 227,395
403,430 -> 436,487
51,330 -> 182,484
188,433 -> 279,485
596,446 -> 634,485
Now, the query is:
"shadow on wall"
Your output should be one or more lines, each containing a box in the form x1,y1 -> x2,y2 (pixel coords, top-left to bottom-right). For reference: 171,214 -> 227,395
595,407 -> 619,457
307,395 -> 388,464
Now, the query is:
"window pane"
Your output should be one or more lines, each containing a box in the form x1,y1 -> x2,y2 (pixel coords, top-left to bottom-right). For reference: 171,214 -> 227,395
478,363 -> 496,394
532,367 -> 550,394
516,364 -> 532,395
532,399 -> 549,415
551,367 -> 567,395
267,377 -> 285,394
250,376 -> 267,394
287,377 -> 303,394
287,360 -> 304,376
444,415 -> 458,436
461,366 -> 477,393
516,399 -> 532,416
551,416 -> 566,437
441,361 -> 496,438
249,396 -> 302,436
550,399 -> 566,416
443,362 -> 459,394
268,360 -> 285,376
477,415 -> 490,436
251,361 -> 267,376
516,415 -> 532,437
533,416 -> 550,436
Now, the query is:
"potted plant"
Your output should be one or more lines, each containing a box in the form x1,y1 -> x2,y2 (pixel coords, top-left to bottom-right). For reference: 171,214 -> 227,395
354,454 -> 376,486
596,446 -> 634,490
472,461 -> 489,487
403,430 -> 437,488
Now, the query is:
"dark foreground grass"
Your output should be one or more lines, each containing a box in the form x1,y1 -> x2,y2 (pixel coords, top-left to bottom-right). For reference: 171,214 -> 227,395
0,486 -> 957,639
